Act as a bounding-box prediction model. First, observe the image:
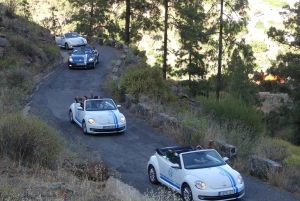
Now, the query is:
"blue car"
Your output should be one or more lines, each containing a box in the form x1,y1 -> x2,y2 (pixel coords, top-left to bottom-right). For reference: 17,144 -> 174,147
68,45 -> 99,69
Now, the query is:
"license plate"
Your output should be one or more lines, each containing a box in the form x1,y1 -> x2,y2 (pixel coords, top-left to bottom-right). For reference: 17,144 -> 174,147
77,63 -> 85,65
219,190 -> 234,196
103,126 -> 115,129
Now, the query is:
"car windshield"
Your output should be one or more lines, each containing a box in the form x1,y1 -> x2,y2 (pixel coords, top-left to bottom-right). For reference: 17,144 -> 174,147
65,32 -> 80,38
85,99 -> 117,111
72,47 -> 93,55
182,150 -> 226,169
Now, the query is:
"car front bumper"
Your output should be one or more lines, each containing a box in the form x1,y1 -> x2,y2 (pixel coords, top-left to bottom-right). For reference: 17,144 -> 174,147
86,123 -> 126,134
68,61 -> 95,68
191,185 -> 245,201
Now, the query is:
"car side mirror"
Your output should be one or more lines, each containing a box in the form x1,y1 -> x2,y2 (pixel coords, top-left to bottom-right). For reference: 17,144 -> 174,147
171,164 -> 180,169
117,105 -> 121,108
77,106 -> 83,110
223,157 -> 229,162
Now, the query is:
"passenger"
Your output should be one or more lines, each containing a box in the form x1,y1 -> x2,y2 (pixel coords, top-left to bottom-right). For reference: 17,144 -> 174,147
196,145 -> 204,150
85,100 -> 92,110
99,100 -> 106,109
81,95 -> 88,108
194,151 -> 208,164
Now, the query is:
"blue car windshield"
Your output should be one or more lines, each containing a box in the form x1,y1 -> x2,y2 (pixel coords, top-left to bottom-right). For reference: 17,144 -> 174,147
72,47 -> 93,55
182,150 -> 226,169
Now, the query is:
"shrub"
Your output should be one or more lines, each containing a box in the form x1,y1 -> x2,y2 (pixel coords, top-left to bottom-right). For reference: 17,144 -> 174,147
120,65 -> 176,103
251,40 -> 268,53
195,94 -> 266,135
0,113 -> 64,168
44,44 -> 60,61
4,68 -> 34,92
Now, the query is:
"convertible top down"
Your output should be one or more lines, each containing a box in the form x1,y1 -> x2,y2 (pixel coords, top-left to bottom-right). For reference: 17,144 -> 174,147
147,145 -> 245,201
69,97 -> 126,134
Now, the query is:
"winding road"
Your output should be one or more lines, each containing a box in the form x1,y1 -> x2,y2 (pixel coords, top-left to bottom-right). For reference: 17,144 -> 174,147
27,45 -> 300,201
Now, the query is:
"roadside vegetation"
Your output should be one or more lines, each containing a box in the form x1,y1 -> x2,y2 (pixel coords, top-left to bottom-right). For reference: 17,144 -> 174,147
0,0 -> 300,200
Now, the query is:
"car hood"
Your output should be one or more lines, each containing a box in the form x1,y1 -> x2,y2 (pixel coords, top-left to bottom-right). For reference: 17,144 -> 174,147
70,54 -> 93,62
88,110 -> 123,125
68,37 -> 86,43
187,165 -> 239,190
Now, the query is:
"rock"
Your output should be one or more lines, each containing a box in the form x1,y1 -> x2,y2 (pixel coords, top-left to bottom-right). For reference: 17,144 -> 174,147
0,37 -> 7,47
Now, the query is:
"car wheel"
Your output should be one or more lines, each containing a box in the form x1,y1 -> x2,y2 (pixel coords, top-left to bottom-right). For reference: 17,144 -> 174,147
148,165 -> 159,184
82,121 -> 88,135
182,184 -> 193,201
65,43 -> 69,50
69,110 -> 74,123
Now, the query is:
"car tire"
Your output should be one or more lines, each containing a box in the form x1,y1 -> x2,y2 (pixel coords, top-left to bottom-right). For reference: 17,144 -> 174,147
69,110 -> 74,123
65,43 -> 69,50
182,184 -> 193,201
82,120 -> 88,135
148,165 -> 159,184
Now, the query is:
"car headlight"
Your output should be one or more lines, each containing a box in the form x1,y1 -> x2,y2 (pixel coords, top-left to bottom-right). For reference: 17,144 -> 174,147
195,180 -> 206,189
69,58 -> 73,62
88,58 -> 94,62
88,118 -> 95,124
120,116 -> 126,123
237,175 -> 243,184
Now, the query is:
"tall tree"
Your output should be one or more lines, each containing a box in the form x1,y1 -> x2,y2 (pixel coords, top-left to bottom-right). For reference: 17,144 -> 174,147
207,0 -> 249,100
172,0 -> 209,84
68,0 -> 112,39
267,2 -> 300,144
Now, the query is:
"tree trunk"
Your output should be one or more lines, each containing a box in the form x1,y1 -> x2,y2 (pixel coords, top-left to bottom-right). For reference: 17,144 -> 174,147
125,0 -> 130,45
216,0 -> 223,101
163,0 -> 168,80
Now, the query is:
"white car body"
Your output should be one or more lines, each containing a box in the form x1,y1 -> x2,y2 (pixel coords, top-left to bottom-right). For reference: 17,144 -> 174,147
69,98 -> 126,134
55,32 -> 87,50
147,146 -> 245,201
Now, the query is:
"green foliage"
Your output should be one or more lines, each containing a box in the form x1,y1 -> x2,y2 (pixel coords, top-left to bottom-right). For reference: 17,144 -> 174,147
284,154 -> 300,168
7,34 -> 39,57
0,113 -> 64,168
44,44 -> 60,61
4,68 -> 35,93
250,40 -> 268,52
0,59 -> 14,70
196,94 -> 266,135
255,20 -> 264,30
103,79 -> 123,102
120,65 -> 176,103
261,0 -> 288,8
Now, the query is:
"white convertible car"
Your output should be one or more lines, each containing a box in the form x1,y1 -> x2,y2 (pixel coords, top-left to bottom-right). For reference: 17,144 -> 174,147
147,145 -> 245,201
69,97 -> 126,134
55,32 -> 87,49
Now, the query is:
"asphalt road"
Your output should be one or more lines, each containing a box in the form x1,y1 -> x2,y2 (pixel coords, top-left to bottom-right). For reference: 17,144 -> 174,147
27,45 -> 300,201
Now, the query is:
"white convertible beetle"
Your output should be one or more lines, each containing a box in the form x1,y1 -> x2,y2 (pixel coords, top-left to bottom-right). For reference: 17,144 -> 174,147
147,145 -> 245,201
55,32 -> 87,50
69,97 -> 126,134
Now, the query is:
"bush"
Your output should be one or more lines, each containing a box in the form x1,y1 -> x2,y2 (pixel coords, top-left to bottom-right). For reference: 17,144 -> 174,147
196,94 -> 266,135
5,68 -> 34,92
120,65 -> 176,103
251,40 -> 268,52
0,113 -> 64,168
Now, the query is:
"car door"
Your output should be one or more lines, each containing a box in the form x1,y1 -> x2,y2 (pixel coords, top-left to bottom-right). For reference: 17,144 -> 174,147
157,155 -> 181,191
74,102 -> 84,126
